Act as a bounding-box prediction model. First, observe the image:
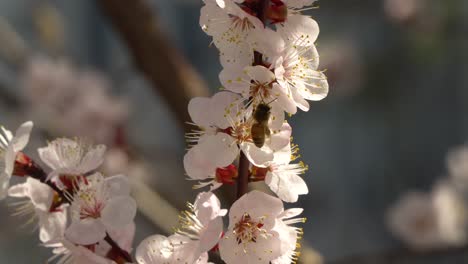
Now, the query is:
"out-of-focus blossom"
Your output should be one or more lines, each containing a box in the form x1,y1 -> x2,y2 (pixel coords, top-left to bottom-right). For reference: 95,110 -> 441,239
0,121 -> 33,199
387,184 -> 467,250
8,177 -> 67,242
38,138 -> 106,181
384,0 -> 423,23
65,173 -> 137,245
22,56 -> 128,145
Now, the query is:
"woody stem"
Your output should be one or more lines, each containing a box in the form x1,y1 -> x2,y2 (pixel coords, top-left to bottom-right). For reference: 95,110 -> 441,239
236,0 -> 270,199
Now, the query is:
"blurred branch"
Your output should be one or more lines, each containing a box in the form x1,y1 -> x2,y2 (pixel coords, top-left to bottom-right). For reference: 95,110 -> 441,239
329,246 -> 468,264
96,0 -> 210,132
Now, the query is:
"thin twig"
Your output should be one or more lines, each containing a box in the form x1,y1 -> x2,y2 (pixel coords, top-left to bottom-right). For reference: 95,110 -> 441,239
95,0 -> 210,133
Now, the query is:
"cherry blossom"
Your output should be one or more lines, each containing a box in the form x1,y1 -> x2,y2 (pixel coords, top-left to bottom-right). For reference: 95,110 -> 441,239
0,121 -> 33,199
8,177 -> 67,242
257,143 -> 308,203
200,0 -> 263,67
46,238 -> 117,264
38,138 -> 106,181
219,191 -> 302,263
65,172 -> 137,245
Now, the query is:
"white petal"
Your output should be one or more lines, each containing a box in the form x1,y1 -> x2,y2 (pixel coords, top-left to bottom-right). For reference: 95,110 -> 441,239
105,174 -> 131,197
266,172 -> 308,203
279,208 -> 304,220
279,14 -> 319,47
198,216 -> 223,254
39,210 -> 67,243
78,144 -> 106,172
198,133 -> 238,168
102,196 -> 137,229
8,182 -> 28,198
245,65 -> 276,84
272,83 -> 297,114
269,123 -> 292,151
65,219 -> 106,245
189,97 -> 213,128
241,142 -> 274,167
11,121 -> 33,152
184,146 -> 217,180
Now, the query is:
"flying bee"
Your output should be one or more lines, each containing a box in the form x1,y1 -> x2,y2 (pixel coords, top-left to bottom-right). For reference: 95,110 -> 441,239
251,103 -> 272,148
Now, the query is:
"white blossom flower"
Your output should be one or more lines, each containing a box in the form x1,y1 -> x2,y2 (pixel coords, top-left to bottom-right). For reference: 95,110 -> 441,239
136,192 -> 225,264
219,191 -> 302,263
262,143 -> 308,203
22,57 -> 128,145
0,121 -> 33,199
38,138 -> 106,181
65,173 -> 137,245
8,177 -> 67,242
273,41 -> 328,111
200,0 -> 263,67
387,185 -> 467,251
387,191 -> 443,250
220,64 -> 295,116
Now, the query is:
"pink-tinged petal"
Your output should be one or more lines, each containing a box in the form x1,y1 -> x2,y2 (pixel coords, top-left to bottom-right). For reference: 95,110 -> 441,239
39,210 -> 67,242
272,83 -> 297,114
219,66 -> 250,96
273,143 -> 292,165
292,87 -> 310,111
198,216 -> 223,254
11,121 -> 33,152
105,174 -> 131,197
279,14 -> 319,46
27,177 -> 52,211
188,97 -> 213,128
248,27 -> 285,57
65,219 -> 106,245
269,101 -> 285,131
211,91 -> 243,129
266,172 -> 308,203
300,70 -> 329,101
199,133 -> 238,168
184,146 -> 217,180
135,234 -> 168,264
194,192 -> 223,224
229,190 -> 284,224
107,222 -> 136,252
279,208 -> 304,220
102,196 -> 137,229
79,144 -> 106,172
241,142 -> 274,167
245,65 -> 276,84
38,146 -> 61,171
270,123 -> 292,151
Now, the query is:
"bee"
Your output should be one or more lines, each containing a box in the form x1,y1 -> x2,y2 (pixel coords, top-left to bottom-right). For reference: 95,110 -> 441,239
251,103 -> 272,148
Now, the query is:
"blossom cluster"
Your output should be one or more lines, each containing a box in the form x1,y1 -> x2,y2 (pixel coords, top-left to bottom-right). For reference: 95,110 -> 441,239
1,123 -> 136,263
0,0 -> 328,263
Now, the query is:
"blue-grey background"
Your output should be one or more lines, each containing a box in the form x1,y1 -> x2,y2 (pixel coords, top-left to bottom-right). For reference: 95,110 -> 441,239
0,0 -> 466,263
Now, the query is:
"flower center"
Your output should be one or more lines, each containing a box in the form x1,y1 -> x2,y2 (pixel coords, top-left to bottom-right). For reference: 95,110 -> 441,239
231,16 -> 255,32
233,213 -> 266,244
77,189 -> 105,219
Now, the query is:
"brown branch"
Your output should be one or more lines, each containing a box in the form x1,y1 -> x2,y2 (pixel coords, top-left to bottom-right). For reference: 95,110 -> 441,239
328,245 -> 468,264
96,0 -> 210,132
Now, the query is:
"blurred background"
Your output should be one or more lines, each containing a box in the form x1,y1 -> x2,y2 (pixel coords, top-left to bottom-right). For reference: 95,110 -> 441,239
0,0 -> 467,263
